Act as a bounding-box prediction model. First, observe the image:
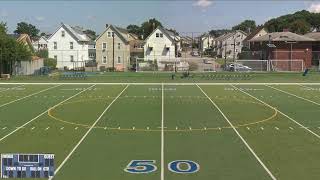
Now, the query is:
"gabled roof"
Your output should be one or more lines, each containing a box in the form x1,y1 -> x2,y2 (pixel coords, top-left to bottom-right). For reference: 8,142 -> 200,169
249,32 -> 315,42
215,30 -> 247,42
48,23 -> 90,42
95,24 -> 131,44
304,32 -> 320,41
144,26 -> 177,43
243,26 -> 266,42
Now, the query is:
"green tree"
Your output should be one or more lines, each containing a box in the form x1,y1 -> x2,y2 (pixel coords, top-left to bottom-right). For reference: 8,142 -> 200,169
126,24 -> 141,38
290,19 -> 311,34
36,49 -> 48,58
14,22 -> 40,39
232,20 -> 256,34
209,29 -> 232,37
0,22 -> 7,35
141,18 -> 162,39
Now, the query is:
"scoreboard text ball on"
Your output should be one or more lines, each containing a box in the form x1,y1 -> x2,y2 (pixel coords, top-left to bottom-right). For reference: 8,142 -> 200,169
1,153 -> 55,178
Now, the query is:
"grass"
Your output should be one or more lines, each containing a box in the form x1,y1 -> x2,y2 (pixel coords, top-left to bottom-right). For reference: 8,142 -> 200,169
1,83 -> 320,179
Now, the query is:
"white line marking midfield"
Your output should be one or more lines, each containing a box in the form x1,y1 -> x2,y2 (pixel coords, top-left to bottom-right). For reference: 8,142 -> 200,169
51,85 -> 129,180
197,84 -> 277,180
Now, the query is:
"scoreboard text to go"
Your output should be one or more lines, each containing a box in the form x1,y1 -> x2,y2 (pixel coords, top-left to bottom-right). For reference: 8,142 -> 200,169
124,160 -> 200,174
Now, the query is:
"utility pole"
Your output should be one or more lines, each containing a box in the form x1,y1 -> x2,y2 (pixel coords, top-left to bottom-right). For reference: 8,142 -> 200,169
224,42 -> 227,70
231,38 -> 236,63
112,32 -> 115,71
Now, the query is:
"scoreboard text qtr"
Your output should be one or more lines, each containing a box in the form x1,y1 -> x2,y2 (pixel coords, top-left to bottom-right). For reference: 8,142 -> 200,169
1,153 -> 55,178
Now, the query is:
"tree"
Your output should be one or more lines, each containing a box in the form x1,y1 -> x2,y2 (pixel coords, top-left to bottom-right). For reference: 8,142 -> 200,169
0,22 -> 7,35
209,29 -> 232,37
14,22 -> 40,39
141,18 -> 162,39
232,20 -> 256,34
126,24 -> 141,38
83,29 -> 97,40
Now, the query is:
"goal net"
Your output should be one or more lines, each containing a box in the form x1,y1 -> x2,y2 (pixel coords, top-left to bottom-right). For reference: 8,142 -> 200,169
234,60 -> 269,72
270,59 -> 305,72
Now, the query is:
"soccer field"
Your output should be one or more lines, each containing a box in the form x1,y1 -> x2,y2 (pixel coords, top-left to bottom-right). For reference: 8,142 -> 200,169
1,83 -> 320,179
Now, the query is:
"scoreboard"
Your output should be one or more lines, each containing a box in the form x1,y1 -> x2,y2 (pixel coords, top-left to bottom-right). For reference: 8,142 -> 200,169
1,153 -> 54,178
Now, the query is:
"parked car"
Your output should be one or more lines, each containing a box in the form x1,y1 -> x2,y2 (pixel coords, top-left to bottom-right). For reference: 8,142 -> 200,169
203,59 -> 212,64
227,63 -> 252,71
190,51 -> 199,56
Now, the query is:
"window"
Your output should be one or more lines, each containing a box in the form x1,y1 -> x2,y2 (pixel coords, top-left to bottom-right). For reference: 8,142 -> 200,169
108,32 -> 113,37
54,42 -> 57,49
102,43 -> 107,49
118,43 -> 121,50
61,31 -> 65,37
156,33 -> 159,37
54,55 -> 57,60
70,42 -> 73,49
160,33 -> 163,38
117,56 -> 121,64
70,55 -> 74,62
103,56 -> 107,64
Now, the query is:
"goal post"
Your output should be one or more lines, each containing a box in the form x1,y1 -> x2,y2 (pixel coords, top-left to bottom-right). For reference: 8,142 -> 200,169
270,59 -> 305,72
234,60 -> 269,72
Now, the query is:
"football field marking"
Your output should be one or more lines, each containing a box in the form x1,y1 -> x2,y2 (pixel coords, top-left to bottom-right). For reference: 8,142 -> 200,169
161,83 -> 165,180
0,85 -> 96,143
0,85 -> 25,93
0,85 -> 61,108
265,85 -> 320,106
51,85 -> 129,180
197,84 -> 277,180
232,85 -> 320,140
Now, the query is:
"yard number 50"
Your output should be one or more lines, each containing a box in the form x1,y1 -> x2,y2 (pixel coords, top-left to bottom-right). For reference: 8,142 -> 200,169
124,160 -> 199,174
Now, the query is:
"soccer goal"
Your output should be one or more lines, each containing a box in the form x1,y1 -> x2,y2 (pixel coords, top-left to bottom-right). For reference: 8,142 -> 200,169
270,59 -> 305,72
234,60 -> 269,72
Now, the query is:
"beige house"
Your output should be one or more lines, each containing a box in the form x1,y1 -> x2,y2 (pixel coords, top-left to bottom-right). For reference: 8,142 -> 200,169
96,24 -> 138,71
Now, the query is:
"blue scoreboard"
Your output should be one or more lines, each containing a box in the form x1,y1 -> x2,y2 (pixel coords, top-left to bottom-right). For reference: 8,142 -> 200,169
1,153 -> 54,178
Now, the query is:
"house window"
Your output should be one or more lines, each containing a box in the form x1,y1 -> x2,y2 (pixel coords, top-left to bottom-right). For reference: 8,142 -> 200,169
160,33 -> 163,38
103,56 -> 107,64
54,42 -> 57,50
117,56 -> 121,64
156,33 -> 159,37
70,42 -> 73,49
118,43 -> 121,50
102,43 -> 107,49
62,31 -> 65,37
54,55 -> 57,60
108,32 -> 111,37
70,55 -> 74,62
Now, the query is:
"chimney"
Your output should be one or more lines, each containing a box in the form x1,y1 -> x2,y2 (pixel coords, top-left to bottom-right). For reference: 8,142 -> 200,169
106,24 -> 109,28
283,28 -> 289,32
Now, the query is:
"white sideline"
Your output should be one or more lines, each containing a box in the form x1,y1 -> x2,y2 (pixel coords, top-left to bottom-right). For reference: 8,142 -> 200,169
231,85 -> 320,139
0,84 -> 25,93
161,83 -> 164,180
265,85 -> 320,106
197,84 -> 277,180
51,85 -> 129,180
1,82 -> 320,85
0,85 -> 96,143
0,85 -> 61,108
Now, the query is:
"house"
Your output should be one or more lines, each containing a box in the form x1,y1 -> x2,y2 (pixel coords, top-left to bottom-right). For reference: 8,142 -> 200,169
144,26 -> 181,61
180,36 -> 193,51
9,34 -> 44,75
95,24 -> 138,71
213,30 -> 247,59
304,32 -> 320,68
249,31 -> 314,70
32,36 -> 48,52
243,26 -> 268,49
48,23 -> 92,70
200,34 -> 214,52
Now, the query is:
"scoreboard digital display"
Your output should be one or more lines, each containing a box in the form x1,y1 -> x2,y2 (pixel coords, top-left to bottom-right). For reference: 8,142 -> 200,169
1,153 -> 54,178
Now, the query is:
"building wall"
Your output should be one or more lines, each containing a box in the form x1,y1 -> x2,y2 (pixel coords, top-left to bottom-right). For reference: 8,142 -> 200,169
217,31 -> 247,58
201,36 -> 214,52
96,28 -> 130,71
144,28 -> 176,61
48,26 -> 89,70
14,59 -> 44,75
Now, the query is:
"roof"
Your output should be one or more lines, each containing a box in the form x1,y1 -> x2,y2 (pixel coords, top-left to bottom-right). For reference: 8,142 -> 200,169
144,26 -> 178,43
243,26 -> 266,42
214,30 -> 247,42
48,23 -> 91,42
304,32 -> 320,41
249,32 -> 315,42
95,24 -> 133,44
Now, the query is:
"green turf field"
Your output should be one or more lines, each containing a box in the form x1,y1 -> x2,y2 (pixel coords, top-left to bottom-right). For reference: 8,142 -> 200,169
1,82 -> 320,179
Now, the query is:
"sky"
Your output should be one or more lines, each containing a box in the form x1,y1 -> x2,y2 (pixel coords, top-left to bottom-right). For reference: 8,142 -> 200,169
0,0 -> 320,36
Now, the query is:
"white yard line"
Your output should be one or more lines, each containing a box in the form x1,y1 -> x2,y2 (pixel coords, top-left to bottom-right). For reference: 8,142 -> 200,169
1,82 -> 320,85
0,84 -> 96,143
0,84 -> 25,93
197,84 -> 276,180
161,83 -> 165,180
265,85 -> 320,106
51,85 -> 129,180
0,85 -> 61,108
231,85 -> 320,140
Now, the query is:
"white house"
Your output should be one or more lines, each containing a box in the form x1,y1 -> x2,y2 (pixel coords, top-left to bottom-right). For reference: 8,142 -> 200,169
200,34 -> 215,52
32,36 -> 48,52
48,23 -> 91,70
144,26 -> 181,61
